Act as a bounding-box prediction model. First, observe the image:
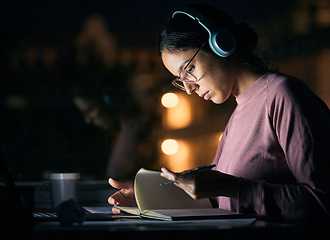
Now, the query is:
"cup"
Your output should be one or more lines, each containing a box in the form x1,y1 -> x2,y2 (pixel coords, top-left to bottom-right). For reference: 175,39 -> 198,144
39,173 -> 80,209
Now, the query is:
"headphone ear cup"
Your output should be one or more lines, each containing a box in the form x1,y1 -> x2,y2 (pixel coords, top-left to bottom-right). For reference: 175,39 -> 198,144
172,7 -> 237,57
209,30 -> 236,57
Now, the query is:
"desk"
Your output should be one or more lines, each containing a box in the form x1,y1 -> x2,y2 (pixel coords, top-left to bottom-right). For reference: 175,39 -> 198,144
23,218 -> 306,240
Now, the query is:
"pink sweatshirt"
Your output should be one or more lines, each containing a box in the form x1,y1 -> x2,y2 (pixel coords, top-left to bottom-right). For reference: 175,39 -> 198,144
211,71 -> 330,224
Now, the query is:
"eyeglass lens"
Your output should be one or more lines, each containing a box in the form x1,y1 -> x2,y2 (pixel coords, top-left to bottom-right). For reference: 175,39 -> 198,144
171,43 -> 204,91
173,79 -> 185,90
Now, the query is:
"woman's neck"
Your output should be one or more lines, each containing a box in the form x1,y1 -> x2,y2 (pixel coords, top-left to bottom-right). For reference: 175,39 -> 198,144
231,69 -> 265,97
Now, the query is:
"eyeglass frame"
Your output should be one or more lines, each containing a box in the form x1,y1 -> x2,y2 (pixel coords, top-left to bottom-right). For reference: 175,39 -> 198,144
171,43 -> 205,91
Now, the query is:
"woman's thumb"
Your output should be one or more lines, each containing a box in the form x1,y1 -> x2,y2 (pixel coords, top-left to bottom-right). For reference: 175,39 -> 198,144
108,178 -> 131,189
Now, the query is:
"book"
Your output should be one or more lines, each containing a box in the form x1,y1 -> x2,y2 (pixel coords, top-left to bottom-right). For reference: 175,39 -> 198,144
114,168 -> 240,221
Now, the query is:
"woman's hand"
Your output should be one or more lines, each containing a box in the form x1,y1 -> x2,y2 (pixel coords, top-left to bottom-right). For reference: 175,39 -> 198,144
108,178 -> 137,214
160,167 -> 239,200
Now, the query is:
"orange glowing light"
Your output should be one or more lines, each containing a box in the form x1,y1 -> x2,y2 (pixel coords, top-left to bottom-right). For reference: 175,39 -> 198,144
161,93 -> 179,108
219,132 -> 224,142
162,93 -> 191,129
160,139 -> 191,172
161,139 -> 179,155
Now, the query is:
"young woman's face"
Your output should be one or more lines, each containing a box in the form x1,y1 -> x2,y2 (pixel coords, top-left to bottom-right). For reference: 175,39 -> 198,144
161,49 -> 236,104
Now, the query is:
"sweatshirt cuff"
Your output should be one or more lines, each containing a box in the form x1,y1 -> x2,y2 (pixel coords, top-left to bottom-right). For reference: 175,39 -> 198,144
238,178 -> 266,216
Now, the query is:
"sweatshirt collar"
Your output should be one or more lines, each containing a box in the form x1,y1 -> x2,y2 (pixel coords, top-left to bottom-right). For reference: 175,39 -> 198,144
235,71 -> 277,107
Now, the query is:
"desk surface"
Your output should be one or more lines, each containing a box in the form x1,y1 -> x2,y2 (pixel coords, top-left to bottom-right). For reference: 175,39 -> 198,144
28,218 -> 306,240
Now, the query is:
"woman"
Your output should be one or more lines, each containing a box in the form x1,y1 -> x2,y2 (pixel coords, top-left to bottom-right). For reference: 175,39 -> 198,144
108,4 -> 330,224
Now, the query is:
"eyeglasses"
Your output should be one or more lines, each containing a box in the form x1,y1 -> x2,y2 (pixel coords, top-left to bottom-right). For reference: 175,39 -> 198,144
172,43 -> 205,91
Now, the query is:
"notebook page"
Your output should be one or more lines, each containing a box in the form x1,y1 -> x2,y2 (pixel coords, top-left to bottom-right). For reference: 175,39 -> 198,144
134,169 -> 211,212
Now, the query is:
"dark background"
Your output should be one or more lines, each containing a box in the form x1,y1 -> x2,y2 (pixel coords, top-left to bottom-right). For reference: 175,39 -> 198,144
1,0 -> 329,182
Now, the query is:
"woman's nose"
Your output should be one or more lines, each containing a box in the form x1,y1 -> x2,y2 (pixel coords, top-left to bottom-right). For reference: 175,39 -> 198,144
183,81 -> 199,95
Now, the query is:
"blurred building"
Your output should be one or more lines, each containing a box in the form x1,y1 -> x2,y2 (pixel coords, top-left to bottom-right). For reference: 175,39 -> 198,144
255,0 -> 330,106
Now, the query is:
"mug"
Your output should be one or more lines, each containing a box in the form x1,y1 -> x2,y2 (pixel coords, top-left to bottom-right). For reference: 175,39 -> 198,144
39,173 -> 80,209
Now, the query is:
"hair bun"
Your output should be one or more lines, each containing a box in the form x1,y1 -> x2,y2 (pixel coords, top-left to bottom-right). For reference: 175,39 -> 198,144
234,22 -> 258,53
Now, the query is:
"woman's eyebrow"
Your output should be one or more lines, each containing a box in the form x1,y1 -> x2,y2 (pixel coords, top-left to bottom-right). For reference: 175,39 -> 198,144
177,59 -> 190,74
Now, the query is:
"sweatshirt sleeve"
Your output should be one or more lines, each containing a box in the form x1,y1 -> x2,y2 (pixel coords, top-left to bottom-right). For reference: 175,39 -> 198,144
237,77 -> 330,224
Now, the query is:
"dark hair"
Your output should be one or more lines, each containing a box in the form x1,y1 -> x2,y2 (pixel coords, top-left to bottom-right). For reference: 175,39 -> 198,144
157,4 -> 269,74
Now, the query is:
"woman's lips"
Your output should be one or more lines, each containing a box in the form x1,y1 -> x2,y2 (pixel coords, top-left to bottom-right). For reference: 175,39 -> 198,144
203,91 -> 211,100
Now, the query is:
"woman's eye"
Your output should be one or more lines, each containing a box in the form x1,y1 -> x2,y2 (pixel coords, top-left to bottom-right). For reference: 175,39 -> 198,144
187,65 -> 195,73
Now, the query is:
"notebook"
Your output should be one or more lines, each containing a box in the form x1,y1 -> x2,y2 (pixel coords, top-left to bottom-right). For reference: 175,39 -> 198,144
114,168 -> 240,221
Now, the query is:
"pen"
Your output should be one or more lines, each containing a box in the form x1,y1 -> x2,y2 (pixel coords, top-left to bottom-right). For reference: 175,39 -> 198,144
160,164 -> 216,186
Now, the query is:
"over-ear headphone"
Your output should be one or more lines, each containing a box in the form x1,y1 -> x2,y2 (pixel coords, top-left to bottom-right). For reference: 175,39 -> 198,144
172,7 -> 236,57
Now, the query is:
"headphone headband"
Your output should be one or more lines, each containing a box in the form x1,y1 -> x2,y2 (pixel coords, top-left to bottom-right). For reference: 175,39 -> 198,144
172,7 -> 236,57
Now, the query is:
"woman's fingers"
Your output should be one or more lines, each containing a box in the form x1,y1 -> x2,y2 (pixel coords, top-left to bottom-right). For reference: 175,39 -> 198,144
108,178 -> 132,190
108,191 -> 121,205
111,206 -> 122,214
107,178 -> 136,214
161,167 -> 207,199
160,167 -> 177,181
